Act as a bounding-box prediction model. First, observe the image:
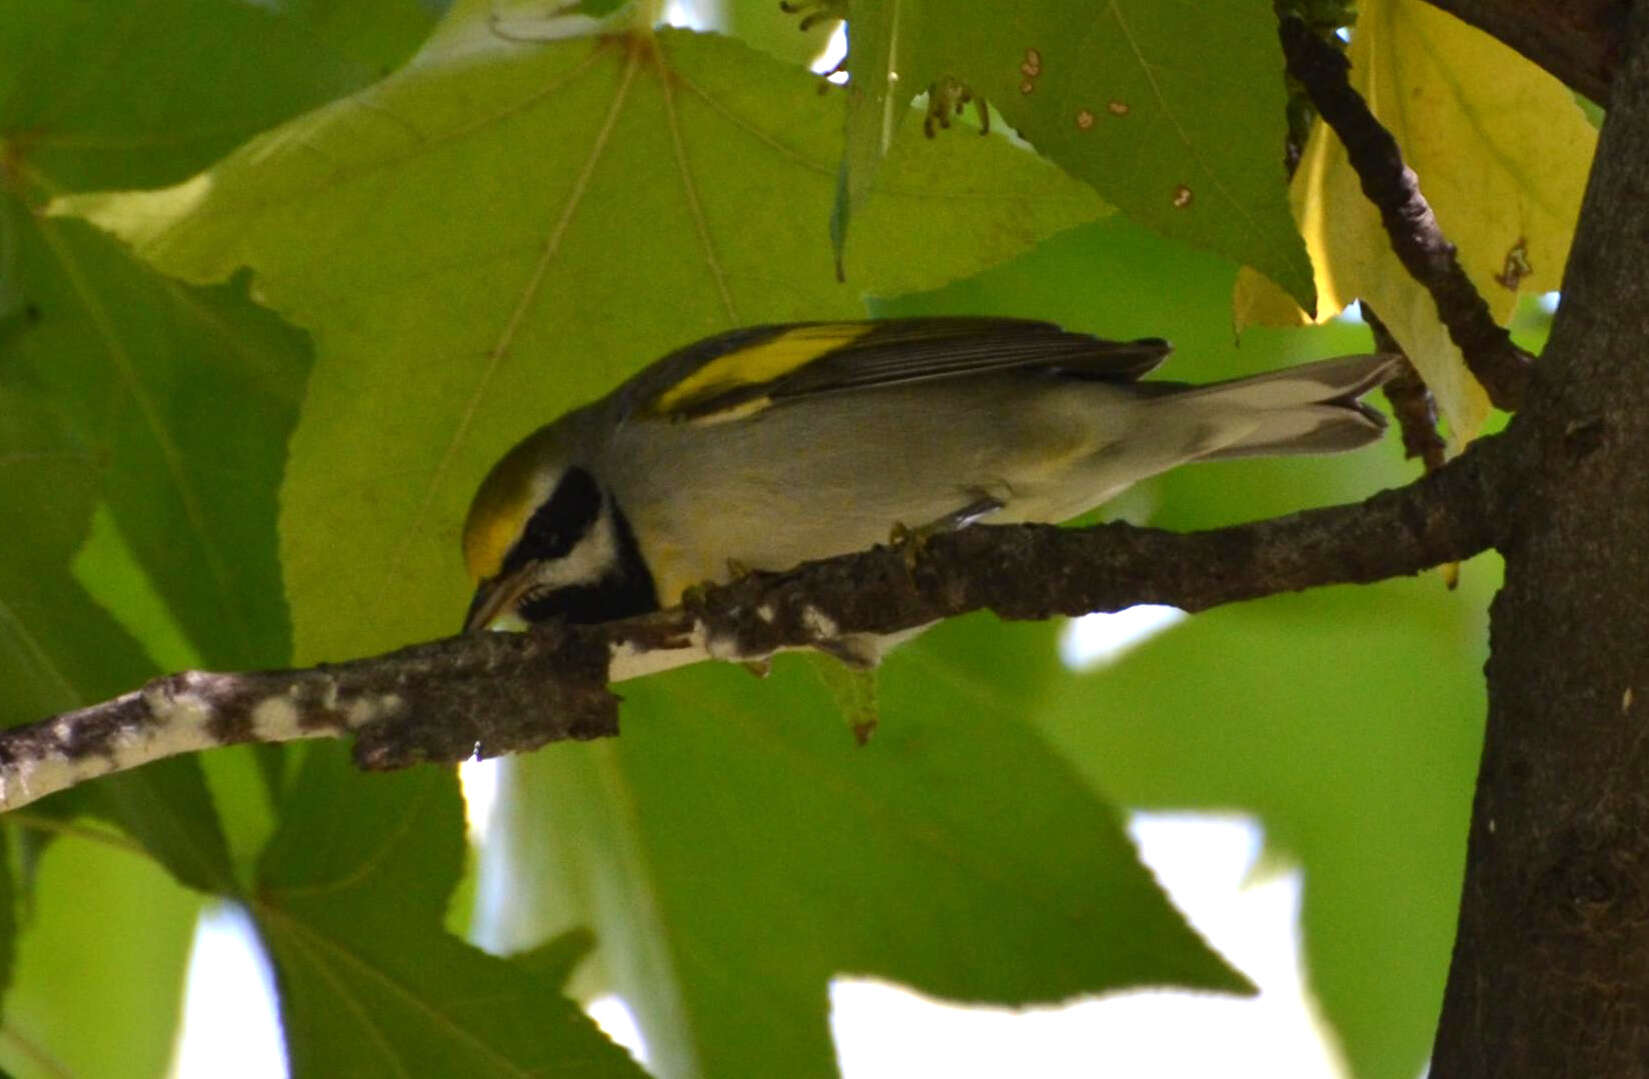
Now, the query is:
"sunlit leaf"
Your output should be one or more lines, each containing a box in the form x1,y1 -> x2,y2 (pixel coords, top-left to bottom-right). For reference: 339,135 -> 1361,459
1234,0 -> 1595,440
724,0 -> 840,67
0,832 -> 13,1011
63,24 -> 1106,664
71,505 -> 202,675
0,828 -> 202,1078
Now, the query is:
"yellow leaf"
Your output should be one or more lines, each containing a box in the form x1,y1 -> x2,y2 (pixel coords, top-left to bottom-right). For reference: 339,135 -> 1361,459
1235,0 -> 1595,442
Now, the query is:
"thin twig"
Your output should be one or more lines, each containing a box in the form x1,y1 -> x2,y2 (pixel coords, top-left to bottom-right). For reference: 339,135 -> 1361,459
1363,301 -> 1449,472
1279,15 -> 1535,411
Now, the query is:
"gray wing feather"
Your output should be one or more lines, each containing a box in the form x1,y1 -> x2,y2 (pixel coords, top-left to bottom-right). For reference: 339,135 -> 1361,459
618,318 -> 1172,421
768,319 -> 1171,397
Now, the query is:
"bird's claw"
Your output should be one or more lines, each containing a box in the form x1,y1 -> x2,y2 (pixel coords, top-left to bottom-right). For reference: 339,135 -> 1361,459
891,492 -> 1005,568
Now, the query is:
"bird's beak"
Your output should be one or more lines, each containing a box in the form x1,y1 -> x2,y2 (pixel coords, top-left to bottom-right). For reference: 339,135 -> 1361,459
463,567 -> 538,633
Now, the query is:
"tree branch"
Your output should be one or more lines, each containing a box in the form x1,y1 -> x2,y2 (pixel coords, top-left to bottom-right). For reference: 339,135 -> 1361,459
0,436 -> 1508,813
1420,0 -> 1626,107
1430,0 -> 1649,1071
1280,15 -> 1536,411
1365,302 -> 1449,473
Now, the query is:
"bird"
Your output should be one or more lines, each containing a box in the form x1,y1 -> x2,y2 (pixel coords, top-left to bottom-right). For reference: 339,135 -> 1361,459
461,317 -> 1396,661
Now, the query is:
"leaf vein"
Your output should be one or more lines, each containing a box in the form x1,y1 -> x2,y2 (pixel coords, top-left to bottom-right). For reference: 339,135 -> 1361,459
259,904 -> 535,1077
655,42 -> 737,322
379,39 -> 645,596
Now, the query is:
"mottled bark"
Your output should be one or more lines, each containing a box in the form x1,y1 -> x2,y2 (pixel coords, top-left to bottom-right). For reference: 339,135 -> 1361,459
0,446 -> 1501,809
1430,3 -> 1649,1074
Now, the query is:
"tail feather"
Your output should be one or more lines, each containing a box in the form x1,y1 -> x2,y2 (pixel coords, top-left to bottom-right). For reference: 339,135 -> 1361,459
1178,352 -> 1399,408
1177,352 -> 1399,460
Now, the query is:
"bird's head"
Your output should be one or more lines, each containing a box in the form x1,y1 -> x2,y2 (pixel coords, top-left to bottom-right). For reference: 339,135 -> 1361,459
461,429 -> 657,633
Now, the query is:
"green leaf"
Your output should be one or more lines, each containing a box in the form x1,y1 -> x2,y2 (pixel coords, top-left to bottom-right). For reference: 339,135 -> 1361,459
1032,576 -> 1490,1079
879,211 -> 1484,1079
0,827 -> 203,1078
0,380 -> 127,906
511,927 -> 601,989
198,743 -> 285,892
71,504 -> 202,676
0,337 -> 152,733
724,0 -> 841,68
479,646 -> 1247,1079
0,239 -> 237,893
6,210 -> 310,672
0,0 -> 439,194
61,23 -> 1106,664
2,0 -> 418,678
63,507 -> 244,893
0,832 -> 14,1012
571,0 -> 641,18
254,745 -> 645,1077
78,761 -> 235,896
805,653 -> 880,744
1,0 -> 436,901
837,0 -> 1314,307
0,195 -> 305,891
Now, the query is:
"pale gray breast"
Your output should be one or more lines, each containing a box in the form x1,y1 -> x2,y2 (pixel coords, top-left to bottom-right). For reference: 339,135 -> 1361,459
595,375 -> 1151,598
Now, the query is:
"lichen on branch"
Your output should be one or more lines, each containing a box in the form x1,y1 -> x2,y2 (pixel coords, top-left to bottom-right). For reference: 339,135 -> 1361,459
0,436 -> 1507,812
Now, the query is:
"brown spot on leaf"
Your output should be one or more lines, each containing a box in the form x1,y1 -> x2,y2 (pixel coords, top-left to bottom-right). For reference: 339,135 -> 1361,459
1076,109 -> 1095,130
1494,237 -> 1532,290
1108,100 -> 1130,116
1172,184 -> 1193,208
1020,79 -> 1035,95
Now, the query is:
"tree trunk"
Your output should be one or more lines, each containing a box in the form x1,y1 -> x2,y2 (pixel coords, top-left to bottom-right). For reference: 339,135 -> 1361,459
1431,3 -> 1649,1073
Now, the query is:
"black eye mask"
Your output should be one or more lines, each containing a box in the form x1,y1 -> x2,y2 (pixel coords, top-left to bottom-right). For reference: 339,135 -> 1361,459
517,497 -> 659,626
499,466 -> 603,578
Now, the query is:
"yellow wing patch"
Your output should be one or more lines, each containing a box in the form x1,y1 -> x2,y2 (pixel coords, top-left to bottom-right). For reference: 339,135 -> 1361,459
682,396 -> 774,426
648,323 -> 875,417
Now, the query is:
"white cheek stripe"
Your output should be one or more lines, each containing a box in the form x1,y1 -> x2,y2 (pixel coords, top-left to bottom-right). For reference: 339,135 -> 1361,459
535,503 -> 620,592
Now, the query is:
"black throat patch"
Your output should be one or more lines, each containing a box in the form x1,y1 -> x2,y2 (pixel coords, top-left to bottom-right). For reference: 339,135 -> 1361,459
517,491 -> 660,626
